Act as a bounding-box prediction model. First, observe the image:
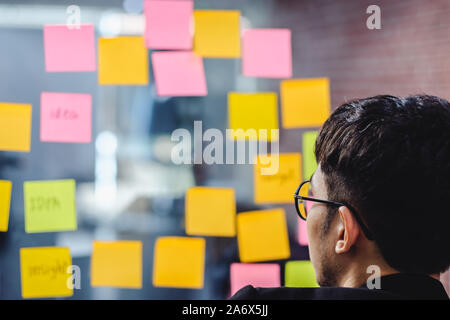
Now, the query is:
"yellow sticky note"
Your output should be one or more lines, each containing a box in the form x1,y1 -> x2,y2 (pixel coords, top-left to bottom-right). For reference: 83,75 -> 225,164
254,153 -> 301,203
281,78 -> 331,128
237,208 -> 290,263
228,92 -> 279,141
185,187 -> 236,237
194,10 -> 241,58
0,180 -> 12,232
0,102 -> 32,152
20,247 -> 73,298
24,179 -> 77,233
153,236 -> 205,289
91,241 -> 142,288
98,36 -> 149,85
285,260 -> 319,287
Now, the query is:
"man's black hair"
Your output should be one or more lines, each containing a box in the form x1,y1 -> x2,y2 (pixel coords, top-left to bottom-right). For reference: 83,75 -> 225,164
315,95 -> 450,274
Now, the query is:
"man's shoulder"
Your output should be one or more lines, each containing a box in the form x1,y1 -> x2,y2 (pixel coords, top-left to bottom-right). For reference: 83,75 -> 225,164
229,285 -> 400,300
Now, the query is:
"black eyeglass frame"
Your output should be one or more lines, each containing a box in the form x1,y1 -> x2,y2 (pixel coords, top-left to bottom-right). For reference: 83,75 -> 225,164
294,180 -> 374,241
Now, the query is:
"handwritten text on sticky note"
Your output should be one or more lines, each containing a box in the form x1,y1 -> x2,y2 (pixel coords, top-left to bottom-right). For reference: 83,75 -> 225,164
24,179 -> 77,233
40,92 -> 92,143
0,102 -> 32,152
254,153 -> 301,203
153,236 -> 205,289
20,247 -> 73,298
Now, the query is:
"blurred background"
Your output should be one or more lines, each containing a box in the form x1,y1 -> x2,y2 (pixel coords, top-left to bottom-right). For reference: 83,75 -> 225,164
0,0 -> 449,299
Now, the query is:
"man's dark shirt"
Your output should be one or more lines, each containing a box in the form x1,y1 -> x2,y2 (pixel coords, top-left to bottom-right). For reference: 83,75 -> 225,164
230,273 -> 449,300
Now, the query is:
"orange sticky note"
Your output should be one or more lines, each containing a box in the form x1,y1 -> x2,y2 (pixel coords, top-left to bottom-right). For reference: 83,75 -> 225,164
237,208 -> 290,263
185,187 -> 236,237
153,236 -> 205,289
193,10 -> 241,58
0,180 -> 12,232
0,102 -> 32,152
254,153 -> 301,203
281,78 -> 331,128
91,241 -> 142,288
98,36 -> 149,85
228,92 -> 279,141
20,247 -> 73,298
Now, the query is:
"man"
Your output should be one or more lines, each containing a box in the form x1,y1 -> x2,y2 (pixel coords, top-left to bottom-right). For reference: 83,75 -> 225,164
231,95 -> 450,300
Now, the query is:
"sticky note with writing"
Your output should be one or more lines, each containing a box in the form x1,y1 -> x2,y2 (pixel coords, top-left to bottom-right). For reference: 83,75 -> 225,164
228,92 -> 279,141
91,241 -> 142,288
0,180 -> 12,232
151,51 -> 207,96
0,102 -> 32,152
43,24 -> 96,72
194,10 -> 241,58
285,260 -> 319,287
144,0 -> 193,49
185,187 -> 236,237
303,130 -> 318,180
230,263 -> 280,296
40,92 -> 92,143
20,247 -> 73,298
254,153 -> 301,203
281,78 -> 331,128
24,179 -> 77,233
237,208 -> 290,263
242,29 -> 292,78
153,236 -> 205,289
98,36 -> 149,85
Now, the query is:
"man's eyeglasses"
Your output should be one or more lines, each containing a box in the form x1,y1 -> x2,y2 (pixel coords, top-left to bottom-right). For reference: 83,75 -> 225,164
294,180 -> 374,240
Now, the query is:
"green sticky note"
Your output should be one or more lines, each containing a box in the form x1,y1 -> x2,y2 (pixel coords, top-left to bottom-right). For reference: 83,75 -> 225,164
24,179 -> 77,233
285,260 -> 319,287
302,131 -> 318,180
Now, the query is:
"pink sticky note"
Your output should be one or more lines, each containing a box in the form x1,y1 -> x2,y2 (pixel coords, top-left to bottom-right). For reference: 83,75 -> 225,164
43,24 -> 96,72
152,51 -> 207,96
40,92 -> 92,143
144,0 -> 193,49
230,263 -> 280,297
298,200 -> 313,246
242,29 -> 292,78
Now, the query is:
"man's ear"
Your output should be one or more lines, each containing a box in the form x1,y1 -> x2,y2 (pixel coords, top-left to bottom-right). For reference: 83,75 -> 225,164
335,206 -> 360,254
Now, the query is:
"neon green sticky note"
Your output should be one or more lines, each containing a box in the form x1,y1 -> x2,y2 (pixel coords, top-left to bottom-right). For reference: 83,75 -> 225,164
285,260 -> 319,287
0,180 -> 12,232
24,179 -> 77,233
303,131 -> 318,180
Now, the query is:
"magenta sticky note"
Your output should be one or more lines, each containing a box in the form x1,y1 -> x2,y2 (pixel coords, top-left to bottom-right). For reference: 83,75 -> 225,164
242,29 -> 292,78
230,263 -> 280,297
40,92 -> 92,143
43,24 -> 96,72
152,51 -> 207,96
144,0 -> 193,49
298,200 -> 313,246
